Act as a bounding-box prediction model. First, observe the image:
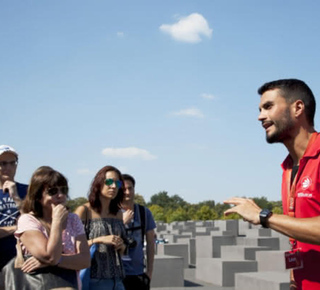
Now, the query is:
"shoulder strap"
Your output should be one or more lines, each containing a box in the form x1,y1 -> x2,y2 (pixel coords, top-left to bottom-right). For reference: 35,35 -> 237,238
83,205 -> 90,239
138,204 -> 146,246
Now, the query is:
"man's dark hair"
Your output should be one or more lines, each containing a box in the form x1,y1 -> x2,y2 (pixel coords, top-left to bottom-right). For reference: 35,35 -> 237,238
258,78 -> 316,126
122,174 -> 135,187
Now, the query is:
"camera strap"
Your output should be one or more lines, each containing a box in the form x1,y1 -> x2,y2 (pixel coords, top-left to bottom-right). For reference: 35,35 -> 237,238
125,204 -> 146,246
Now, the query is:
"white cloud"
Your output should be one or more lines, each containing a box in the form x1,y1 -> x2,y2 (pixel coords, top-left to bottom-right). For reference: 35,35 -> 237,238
201,93 -> 215,100
172,107 -> 204,118
117,31 -> 124,37
77,168 -> 92,175
159,13 -> 212,43
101,147 -> 157,160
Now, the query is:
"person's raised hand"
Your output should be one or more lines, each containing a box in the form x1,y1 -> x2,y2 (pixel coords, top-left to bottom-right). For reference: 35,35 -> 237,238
224,197 -> 261,225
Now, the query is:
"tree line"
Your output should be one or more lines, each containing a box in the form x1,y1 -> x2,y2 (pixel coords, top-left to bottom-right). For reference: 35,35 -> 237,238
66,191 -> 283,223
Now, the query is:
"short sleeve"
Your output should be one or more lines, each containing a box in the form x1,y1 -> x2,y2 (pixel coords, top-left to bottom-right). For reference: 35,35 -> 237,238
69,213 -> 85,236
145,207 -> 156,232
15,214 -> 47,239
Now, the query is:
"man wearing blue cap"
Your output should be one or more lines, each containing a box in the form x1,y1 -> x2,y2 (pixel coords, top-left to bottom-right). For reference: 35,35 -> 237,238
0,145 -> 28,289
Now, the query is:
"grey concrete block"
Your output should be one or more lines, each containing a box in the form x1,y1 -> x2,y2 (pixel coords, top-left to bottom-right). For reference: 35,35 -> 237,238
271,231 -> 291,251
196,235 -> 236,258
180,229 -> 196,237
245,228 -> 272,238
235,271 -> 290,290
171,234 -> 192,243
195,226 -> 219,236
239,220 -> 251,236
157,243 -> 189,268
196,258 -> 257,286
151,255 -> 184,288
236,237 -> 279,250
225,220 -> 239,236
221,245 -> 272,260
155,223 -> 167,232
160,234 -> 175,243
257,237 -> 280,250
214,220 -> 227,231
256,250 -> 288,271
176,237 -> 196,266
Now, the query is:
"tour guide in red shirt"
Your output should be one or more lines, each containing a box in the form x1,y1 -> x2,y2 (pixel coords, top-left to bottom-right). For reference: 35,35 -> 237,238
224,79 -> 320,290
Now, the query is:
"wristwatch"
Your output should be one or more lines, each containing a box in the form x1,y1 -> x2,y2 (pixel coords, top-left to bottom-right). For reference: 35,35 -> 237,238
259,209 -> 273,228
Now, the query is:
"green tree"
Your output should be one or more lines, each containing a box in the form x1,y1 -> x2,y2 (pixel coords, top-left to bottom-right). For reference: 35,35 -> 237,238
272,206 -> 283,214
134,194 -> 146,206
166,207 -> 190,223
170,194 -> 188,210
148,191 -> 189,210
67,197 -> 87,212
222,213 -> 241,220
198,200 -> 215,208
149,191 -> 171,208
253,196 -> 272,210
214,203 -> 231,219
194,205 -> 219,221
149,204 -> 166,222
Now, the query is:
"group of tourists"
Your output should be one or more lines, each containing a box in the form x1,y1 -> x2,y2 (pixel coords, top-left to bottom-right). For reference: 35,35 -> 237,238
0,146 -> 155,290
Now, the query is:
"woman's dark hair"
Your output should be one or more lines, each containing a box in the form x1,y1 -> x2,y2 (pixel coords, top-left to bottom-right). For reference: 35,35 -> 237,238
22,166 -> 68,218
88,165 -> 124,215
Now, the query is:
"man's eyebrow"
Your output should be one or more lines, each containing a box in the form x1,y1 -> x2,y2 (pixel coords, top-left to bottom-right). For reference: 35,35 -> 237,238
259,101 -> 273,110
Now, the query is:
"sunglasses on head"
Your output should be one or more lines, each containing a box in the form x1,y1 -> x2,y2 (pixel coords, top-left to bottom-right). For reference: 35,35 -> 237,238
46,186 -> 68,196
105,179 -> 122,188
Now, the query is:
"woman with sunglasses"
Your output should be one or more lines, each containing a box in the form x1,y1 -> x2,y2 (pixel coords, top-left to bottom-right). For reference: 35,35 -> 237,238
12,166 -> 90,289
75,165 -> 127,290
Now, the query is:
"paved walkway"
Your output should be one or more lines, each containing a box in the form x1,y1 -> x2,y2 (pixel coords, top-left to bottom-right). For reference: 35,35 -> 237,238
151,268 -> 235,290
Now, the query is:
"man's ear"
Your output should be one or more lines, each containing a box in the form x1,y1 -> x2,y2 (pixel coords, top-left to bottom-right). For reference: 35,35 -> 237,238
293,100 -> 305,118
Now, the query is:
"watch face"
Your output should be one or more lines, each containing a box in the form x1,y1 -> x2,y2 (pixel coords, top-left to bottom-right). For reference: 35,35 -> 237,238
260,209 -> 271,218
260,209 -> 272,228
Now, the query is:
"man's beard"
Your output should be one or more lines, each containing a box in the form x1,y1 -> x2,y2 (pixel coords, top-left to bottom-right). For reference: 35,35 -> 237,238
266,108 -> 294,144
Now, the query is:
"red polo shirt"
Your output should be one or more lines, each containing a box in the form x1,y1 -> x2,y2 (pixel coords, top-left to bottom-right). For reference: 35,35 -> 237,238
282,132 -> 320,289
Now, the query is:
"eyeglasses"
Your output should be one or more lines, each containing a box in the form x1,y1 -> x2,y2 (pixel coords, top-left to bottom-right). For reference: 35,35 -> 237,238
0,160 -> 18,167
105,179 -> 122,188
46,186 -> 68,196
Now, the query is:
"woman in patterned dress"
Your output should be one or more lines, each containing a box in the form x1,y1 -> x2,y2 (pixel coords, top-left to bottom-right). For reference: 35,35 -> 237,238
75,165 -> 127,290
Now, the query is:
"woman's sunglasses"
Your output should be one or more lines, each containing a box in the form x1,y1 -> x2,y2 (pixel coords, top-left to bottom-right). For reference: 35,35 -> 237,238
105,179 -> 122,188
46,186 -> 69,196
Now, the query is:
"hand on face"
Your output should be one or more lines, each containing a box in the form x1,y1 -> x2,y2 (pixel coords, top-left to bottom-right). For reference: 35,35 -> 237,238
51,203 -> 68,224
3,180 -> 17,195
223,197 -> 261,225
3,180 -> 21,206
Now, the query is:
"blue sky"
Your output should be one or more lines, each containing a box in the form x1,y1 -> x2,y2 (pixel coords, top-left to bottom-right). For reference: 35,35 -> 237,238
1,1 -> 320,204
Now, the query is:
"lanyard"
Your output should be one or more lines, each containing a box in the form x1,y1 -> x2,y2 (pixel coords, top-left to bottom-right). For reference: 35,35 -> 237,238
287,132 -> 318,247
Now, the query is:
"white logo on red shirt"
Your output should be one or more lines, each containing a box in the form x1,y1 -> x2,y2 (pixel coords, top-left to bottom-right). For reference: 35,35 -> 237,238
297,192 -> 313,198
301,176 -> 312,190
